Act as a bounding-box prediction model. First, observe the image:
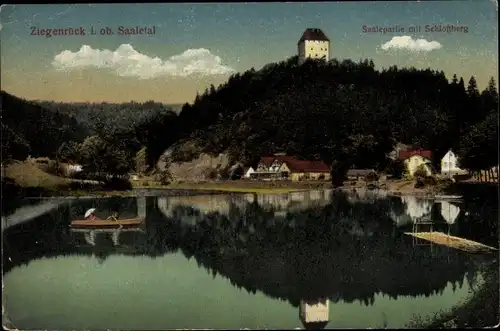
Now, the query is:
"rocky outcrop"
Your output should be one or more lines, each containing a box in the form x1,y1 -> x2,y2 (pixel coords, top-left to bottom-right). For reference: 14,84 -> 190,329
158,151 -> 233,182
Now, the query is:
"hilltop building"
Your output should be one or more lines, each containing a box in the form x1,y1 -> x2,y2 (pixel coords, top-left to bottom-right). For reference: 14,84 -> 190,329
298,28 -> 330,64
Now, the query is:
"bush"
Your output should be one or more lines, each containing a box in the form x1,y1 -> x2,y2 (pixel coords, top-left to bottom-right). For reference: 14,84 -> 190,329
414,164 -> 430,178
415,175 -> 437,188
43,161 -> 65,176
155,170 -> 173,185
205,168 -> 218,180
386,159 -> 405,179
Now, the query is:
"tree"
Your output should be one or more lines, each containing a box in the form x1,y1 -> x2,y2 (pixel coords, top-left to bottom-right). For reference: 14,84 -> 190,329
57,141 -> 81,163
466,76 -> 480,97
135,146 -> 149,174
1,123 -> 30,162
457,110 -> 498,173
79,135 -> 132,176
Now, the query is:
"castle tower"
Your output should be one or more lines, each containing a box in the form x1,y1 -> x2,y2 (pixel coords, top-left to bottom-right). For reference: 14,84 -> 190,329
298,28 -> 330,64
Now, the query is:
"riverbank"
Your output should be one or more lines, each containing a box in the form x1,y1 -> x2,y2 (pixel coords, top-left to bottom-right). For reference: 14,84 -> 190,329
4,160 -> 496,198
339,178 -> 447,198
406,260 -> 499,328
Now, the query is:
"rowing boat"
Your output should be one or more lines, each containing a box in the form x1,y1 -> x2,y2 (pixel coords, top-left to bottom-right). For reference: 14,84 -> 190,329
70,217 -> 144,228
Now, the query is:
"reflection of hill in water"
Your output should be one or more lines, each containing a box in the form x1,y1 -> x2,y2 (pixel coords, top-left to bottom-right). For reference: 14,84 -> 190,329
3,191 -> 490,309
175,206 -> 479,307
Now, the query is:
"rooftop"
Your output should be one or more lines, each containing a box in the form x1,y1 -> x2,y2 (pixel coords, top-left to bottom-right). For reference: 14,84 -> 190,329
298,28 -> 330,44
398,149 -> 433,161
259,155 -> 330,173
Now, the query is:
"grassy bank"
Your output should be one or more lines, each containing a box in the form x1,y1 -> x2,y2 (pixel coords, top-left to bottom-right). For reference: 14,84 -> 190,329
6,160 -> 495,198
133,179 -> 332,194
2,161 -> 135,198
406,261 -> 499,328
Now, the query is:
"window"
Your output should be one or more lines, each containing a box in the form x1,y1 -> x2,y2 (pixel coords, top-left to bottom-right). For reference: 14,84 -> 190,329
443,162 -> 448,168
315,54 -> 318,57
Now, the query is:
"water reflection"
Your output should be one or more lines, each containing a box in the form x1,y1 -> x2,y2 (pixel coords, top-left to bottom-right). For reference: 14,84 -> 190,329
300,298 -> 329,329
2,190 -> 498,329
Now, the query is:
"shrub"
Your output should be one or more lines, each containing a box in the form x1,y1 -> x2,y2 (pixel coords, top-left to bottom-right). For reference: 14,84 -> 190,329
414,164 -> 430,179
205,168 -> 218,180
387,159 -> 405,179
415,175 -> 437,188
155,170 -> 173,185
43,161 -> 65,176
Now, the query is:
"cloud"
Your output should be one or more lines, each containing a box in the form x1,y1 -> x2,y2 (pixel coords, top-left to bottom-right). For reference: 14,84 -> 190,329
381,36 -> 442,52
52,44 -> 235,78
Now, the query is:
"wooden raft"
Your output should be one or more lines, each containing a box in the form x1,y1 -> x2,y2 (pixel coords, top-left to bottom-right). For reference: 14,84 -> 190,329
404,231 -> 498,254
71,217 -> 144,228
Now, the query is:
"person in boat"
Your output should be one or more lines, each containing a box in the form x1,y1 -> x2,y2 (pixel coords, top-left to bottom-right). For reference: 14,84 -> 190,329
84,208 -> 100,221
106,211 -> 123,229
106,211 -> 119,221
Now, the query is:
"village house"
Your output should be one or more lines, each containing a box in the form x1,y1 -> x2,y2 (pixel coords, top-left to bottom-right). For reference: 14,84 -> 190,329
243,166 -> 255,179
253,155 -> 330,181
440,149 -> 466,177
278,159 -> 330,181
398,148 -> 433,178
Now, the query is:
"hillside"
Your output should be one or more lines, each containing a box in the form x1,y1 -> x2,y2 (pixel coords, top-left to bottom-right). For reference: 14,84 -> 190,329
147,56 -> 497,183
1,91 -> 86,160
1,56 -> 497,185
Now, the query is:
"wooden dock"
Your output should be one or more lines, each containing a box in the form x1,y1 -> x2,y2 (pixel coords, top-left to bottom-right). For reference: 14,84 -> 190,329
404,231 -> 498,254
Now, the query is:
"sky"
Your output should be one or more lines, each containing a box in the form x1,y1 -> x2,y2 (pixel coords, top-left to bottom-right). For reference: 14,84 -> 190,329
1,1 -> 498,104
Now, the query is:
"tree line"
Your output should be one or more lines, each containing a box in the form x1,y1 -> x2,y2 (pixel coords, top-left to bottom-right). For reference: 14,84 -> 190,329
149,56 -> 498,185
1,56 -> 498,184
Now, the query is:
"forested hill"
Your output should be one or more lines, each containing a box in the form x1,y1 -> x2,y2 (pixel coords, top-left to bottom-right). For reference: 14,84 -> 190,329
1,91 -> 178,165
1,56 -> 498,181
157,56 -> 497,173
1,91 -> 86,159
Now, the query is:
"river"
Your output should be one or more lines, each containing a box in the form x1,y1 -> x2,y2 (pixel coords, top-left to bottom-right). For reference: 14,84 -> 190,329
2,189 -> 498,329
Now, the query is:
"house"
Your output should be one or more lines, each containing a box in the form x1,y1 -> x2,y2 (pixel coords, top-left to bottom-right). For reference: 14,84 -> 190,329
254,155 -> 331,181
398,149 -> 433,178
346,169 -> 377,180
441,150 -> 465,177
277,158 -> 330,181
256,157 -> 275,172
243,167 -> 255,179
298,28 -> 330,64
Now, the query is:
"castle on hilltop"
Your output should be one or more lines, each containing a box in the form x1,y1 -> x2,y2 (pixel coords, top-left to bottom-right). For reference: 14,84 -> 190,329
297,28 -> 330,64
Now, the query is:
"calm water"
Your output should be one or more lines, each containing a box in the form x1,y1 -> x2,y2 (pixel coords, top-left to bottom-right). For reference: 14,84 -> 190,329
2,189 -> 498,329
